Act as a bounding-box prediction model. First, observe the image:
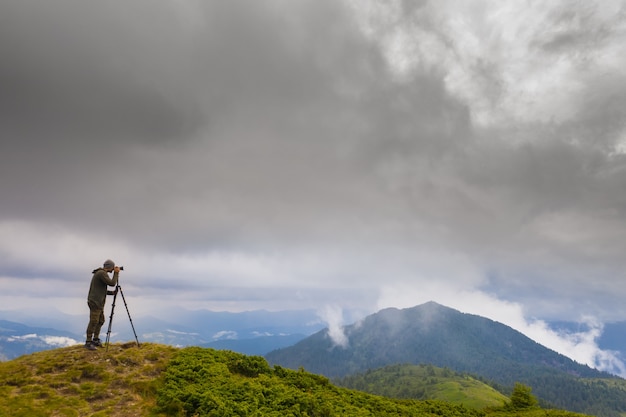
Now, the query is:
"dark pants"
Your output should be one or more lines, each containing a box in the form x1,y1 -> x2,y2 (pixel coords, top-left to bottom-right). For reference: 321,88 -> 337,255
86,300 -> 105,341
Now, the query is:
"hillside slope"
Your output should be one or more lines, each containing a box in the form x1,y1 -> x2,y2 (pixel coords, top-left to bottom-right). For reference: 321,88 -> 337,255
265,301 -> 626,417
336,363 -> 509,410
0,343 -> 590,417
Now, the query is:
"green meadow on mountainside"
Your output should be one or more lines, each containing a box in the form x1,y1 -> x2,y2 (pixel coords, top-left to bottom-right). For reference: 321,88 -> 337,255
335,363 -> 509,410
0,343 -> 591,417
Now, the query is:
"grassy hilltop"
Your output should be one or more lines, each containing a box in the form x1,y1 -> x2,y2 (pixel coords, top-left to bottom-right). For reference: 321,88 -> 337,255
0,343 -> 591,417
0,343 -> 176,416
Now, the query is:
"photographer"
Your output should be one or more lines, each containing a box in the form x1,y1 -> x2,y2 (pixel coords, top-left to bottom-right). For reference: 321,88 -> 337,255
85,259 -> 120,350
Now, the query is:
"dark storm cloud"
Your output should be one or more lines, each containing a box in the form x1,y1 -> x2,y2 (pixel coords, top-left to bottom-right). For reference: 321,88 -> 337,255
1,0 -> 456,255
0,0 -> 374,231
0,1 -> 207,148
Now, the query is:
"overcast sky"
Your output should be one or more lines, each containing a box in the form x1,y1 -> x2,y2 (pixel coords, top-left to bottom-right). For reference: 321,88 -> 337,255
1,0 -> 626,373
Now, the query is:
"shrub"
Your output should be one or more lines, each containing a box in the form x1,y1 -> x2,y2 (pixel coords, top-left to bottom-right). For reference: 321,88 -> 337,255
508,383 -> 538,410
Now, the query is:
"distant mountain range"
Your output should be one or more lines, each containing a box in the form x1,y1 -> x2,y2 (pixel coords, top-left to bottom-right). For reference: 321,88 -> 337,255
2,303 -> 625,367
0,320 -> 81,361
599,321 -> 626,354
265,301 -> 626,417
202,333 -> 308,355
0,308 -> 325,360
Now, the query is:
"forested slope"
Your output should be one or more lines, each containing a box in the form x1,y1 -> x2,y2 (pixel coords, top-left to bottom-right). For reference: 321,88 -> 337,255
266,301 -> 626,417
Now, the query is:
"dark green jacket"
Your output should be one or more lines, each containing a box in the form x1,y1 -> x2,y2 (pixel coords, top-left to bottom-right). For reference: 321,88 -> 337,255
87,268 -> 119,310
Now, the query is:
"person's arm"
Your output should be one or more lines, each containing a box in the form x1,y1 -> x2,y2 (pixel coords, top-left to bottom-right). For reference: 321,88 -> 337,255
99,267 -> 120,287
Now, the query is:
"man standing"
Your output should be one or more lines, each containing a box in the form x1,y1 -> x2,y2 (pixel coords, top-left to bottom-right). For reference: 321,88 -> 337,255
85,259 -> 120,350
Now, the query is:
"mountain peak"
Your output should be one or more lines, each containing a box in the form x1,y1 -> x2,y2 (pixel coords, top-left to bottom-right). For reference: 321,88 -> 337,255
266,302 -> 617,416
418,300 -> 446,308
409,300 -> 459,314
380,300 -> 450,312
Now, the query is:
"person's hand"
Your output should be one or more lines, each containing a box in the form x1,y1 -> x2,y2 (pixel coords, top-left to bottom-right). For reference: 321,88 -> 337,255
114,266 -> 121,273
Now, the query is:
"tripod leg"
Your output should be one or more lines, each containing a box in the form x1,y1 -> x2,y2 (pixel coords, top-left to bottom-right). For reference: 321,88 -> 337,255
105,288 -> 119,352
118,286 -> 141,347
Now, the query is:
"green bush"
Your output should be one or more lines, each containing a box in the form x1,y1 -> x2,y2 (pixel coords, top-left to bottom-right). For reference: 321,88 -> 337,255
508,383 -> 538,410
226,353 -> 271,377
154,347 -> 485,417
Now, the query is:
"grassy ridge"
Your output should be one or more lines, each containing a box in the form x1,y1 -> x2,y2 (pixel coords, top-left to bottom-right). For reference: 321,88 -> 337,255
0,344 -> 592,417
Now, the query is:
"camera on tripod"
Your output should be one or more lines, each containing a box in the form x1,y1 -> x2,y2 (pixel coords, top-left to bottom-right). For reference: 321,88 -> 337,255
105,266 -> 140,350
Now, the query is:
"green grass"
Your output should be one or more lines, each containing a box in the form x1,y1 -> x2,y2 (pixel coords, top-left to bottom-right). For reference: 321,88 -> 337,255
336,363 -> 508,410
0,344 -> 592,417
432,378 -> 506,409
0,342 -> 176,417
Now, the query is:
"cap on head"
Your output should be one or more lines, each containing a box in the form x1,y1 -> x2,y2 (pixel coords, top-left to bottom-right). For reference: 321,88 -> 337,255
103,259 -> 115,269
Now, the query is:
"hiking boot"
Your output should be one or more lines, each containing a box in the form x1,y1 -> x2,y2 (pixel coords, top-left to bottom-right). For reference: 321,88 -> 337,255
84,341 -> 97,351
92,338 -> 103,348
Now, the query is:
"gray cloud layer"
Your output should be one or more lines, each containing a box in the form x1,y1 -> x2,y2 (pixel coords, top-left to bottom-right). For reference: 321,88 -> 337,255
2,0 -> 626,335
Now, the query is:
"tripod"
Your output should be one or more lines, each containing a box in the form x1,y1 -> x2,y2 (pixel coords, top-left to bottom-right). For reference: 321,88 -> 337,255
105,282 -> 140,351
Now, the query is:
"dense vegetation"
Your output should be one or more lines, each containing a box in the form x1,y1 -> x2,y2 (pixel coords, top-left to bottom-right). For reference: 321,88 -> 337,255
156,347 -> 589,417
156,346 -> 485,416
266,302 -> 626,416
0,343 -> 591,417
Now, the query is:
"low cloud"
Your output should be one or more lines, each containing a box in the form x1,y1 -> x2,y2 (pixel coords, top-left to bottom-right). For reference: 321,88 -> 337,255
7,334 -> 79,348
7,334 -> 38,341
166,329 -> 200,336
40,336 -> 80,347
525,318 -> 626,378
318,305 -> 349,348
212,331 -> 238,341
